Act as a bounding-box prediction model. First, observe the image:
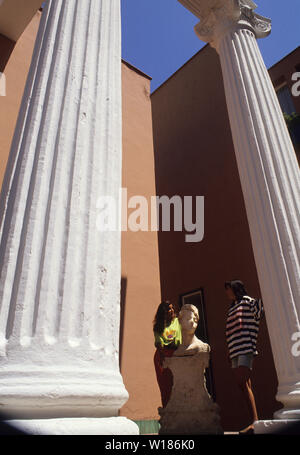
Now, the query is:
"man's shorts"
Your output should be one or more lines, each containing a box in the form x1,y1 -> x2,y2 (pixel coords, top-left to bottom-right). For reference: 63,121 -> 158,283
231,353 -> 254,370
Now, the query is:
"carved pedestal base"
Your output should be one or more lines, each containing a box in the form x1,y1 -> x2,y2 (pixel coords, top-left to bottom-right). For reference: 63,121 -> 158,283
158,353 -> 223,435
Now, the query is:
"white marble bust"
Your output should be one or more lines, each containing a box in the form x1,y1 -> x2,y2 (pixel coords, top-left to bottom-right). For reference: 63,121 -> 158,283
174,304 -> 210,356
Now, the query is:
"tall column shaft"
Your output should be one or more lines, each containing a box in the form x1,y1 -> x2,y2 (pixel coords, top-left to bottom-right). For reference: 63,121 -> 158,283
218,26 -> 300,419
178,0 -> 300,420
0,0 -> 134,431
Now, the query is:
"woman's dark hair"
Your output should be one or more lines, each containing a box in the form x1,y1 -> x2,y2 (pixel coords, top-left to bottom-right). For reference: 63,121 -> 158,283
153,301 -> 170,334
224,280 -> 248,300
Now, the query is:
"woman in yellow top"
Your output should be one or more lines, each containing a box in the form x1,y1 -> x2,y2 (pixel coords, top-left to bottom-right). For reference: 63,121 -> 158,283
153,301 -> 182,407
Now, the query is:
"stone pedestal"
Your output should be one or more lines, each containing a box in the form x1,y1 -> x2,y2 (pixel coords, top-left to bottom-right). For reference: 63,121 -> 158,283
178,0 -> 300,430
0,0 -> 138,435
159,351 -> 223,435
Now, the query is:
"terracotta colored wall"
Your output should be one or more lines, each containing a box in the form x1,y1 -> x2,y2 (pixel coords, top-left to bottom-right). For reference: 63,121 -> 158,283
269,46 -> 300,113
119,61 -> 161,421
151,44 -> 281,431
269,47 -> 300,163
0,11 -> 41,187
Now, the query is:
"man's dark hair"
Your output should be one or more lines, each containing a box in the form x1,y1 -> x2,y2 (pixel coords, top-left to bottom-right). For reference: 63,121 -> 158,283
224,280 -> 248,300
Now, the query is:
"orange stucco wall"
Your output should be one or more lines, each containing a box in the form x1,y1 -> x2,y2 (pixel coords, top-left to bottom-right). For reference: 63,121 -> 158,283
269,46 -> 300,113
0,11 -> 41,188
119,61 -> 161,421
269,47 -> 300,162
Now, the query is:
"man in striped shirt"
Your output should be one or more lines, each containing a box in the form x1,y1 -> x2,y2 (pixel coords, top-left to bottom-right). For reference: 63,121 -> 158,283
225,280 -> 263,435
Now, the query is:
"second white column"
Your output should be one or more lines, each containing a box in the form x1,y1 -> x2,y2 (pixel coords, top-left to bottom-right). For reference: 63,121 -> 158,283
178,0 -> 300,427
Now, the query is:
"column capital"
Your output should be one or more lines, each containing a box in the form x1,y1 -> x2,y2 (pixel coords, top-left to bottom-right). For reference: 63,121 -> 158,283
178,0 -> 271,49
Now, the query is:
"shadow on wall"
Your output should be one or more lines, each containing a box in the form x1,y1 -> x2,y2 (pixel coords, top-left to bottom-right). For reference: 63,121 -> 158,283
0,34 -> 15,72
119,276 -> 127,372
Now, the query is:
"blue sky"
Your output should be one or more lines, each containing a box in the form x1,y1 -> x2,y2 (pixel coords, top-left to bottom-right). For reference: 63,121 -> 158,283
121,0 -> 300,92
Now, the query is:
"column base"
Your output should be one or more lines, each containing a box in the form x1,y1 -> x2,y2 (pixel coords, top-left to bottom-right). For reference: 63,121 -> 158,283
0,417 -> 139,435
254,419 -> 300,435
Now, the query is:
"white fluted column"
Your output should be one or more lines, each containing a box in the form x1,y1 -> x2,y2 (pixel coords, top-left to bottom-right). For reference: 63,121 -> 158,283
0,0 -> 138,434
178,0 -> 300,430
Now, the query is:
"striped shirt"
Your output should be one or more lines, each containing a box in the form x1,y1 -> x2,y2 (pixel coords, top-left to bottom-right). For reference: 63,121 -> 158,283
226,296 -> 263,359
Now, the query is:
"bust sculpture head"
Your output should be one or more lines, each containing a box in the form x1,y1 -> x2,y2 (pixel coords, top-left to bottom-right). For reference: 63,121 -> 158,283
174,304 -> 210,356
179,304 -> 199,333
